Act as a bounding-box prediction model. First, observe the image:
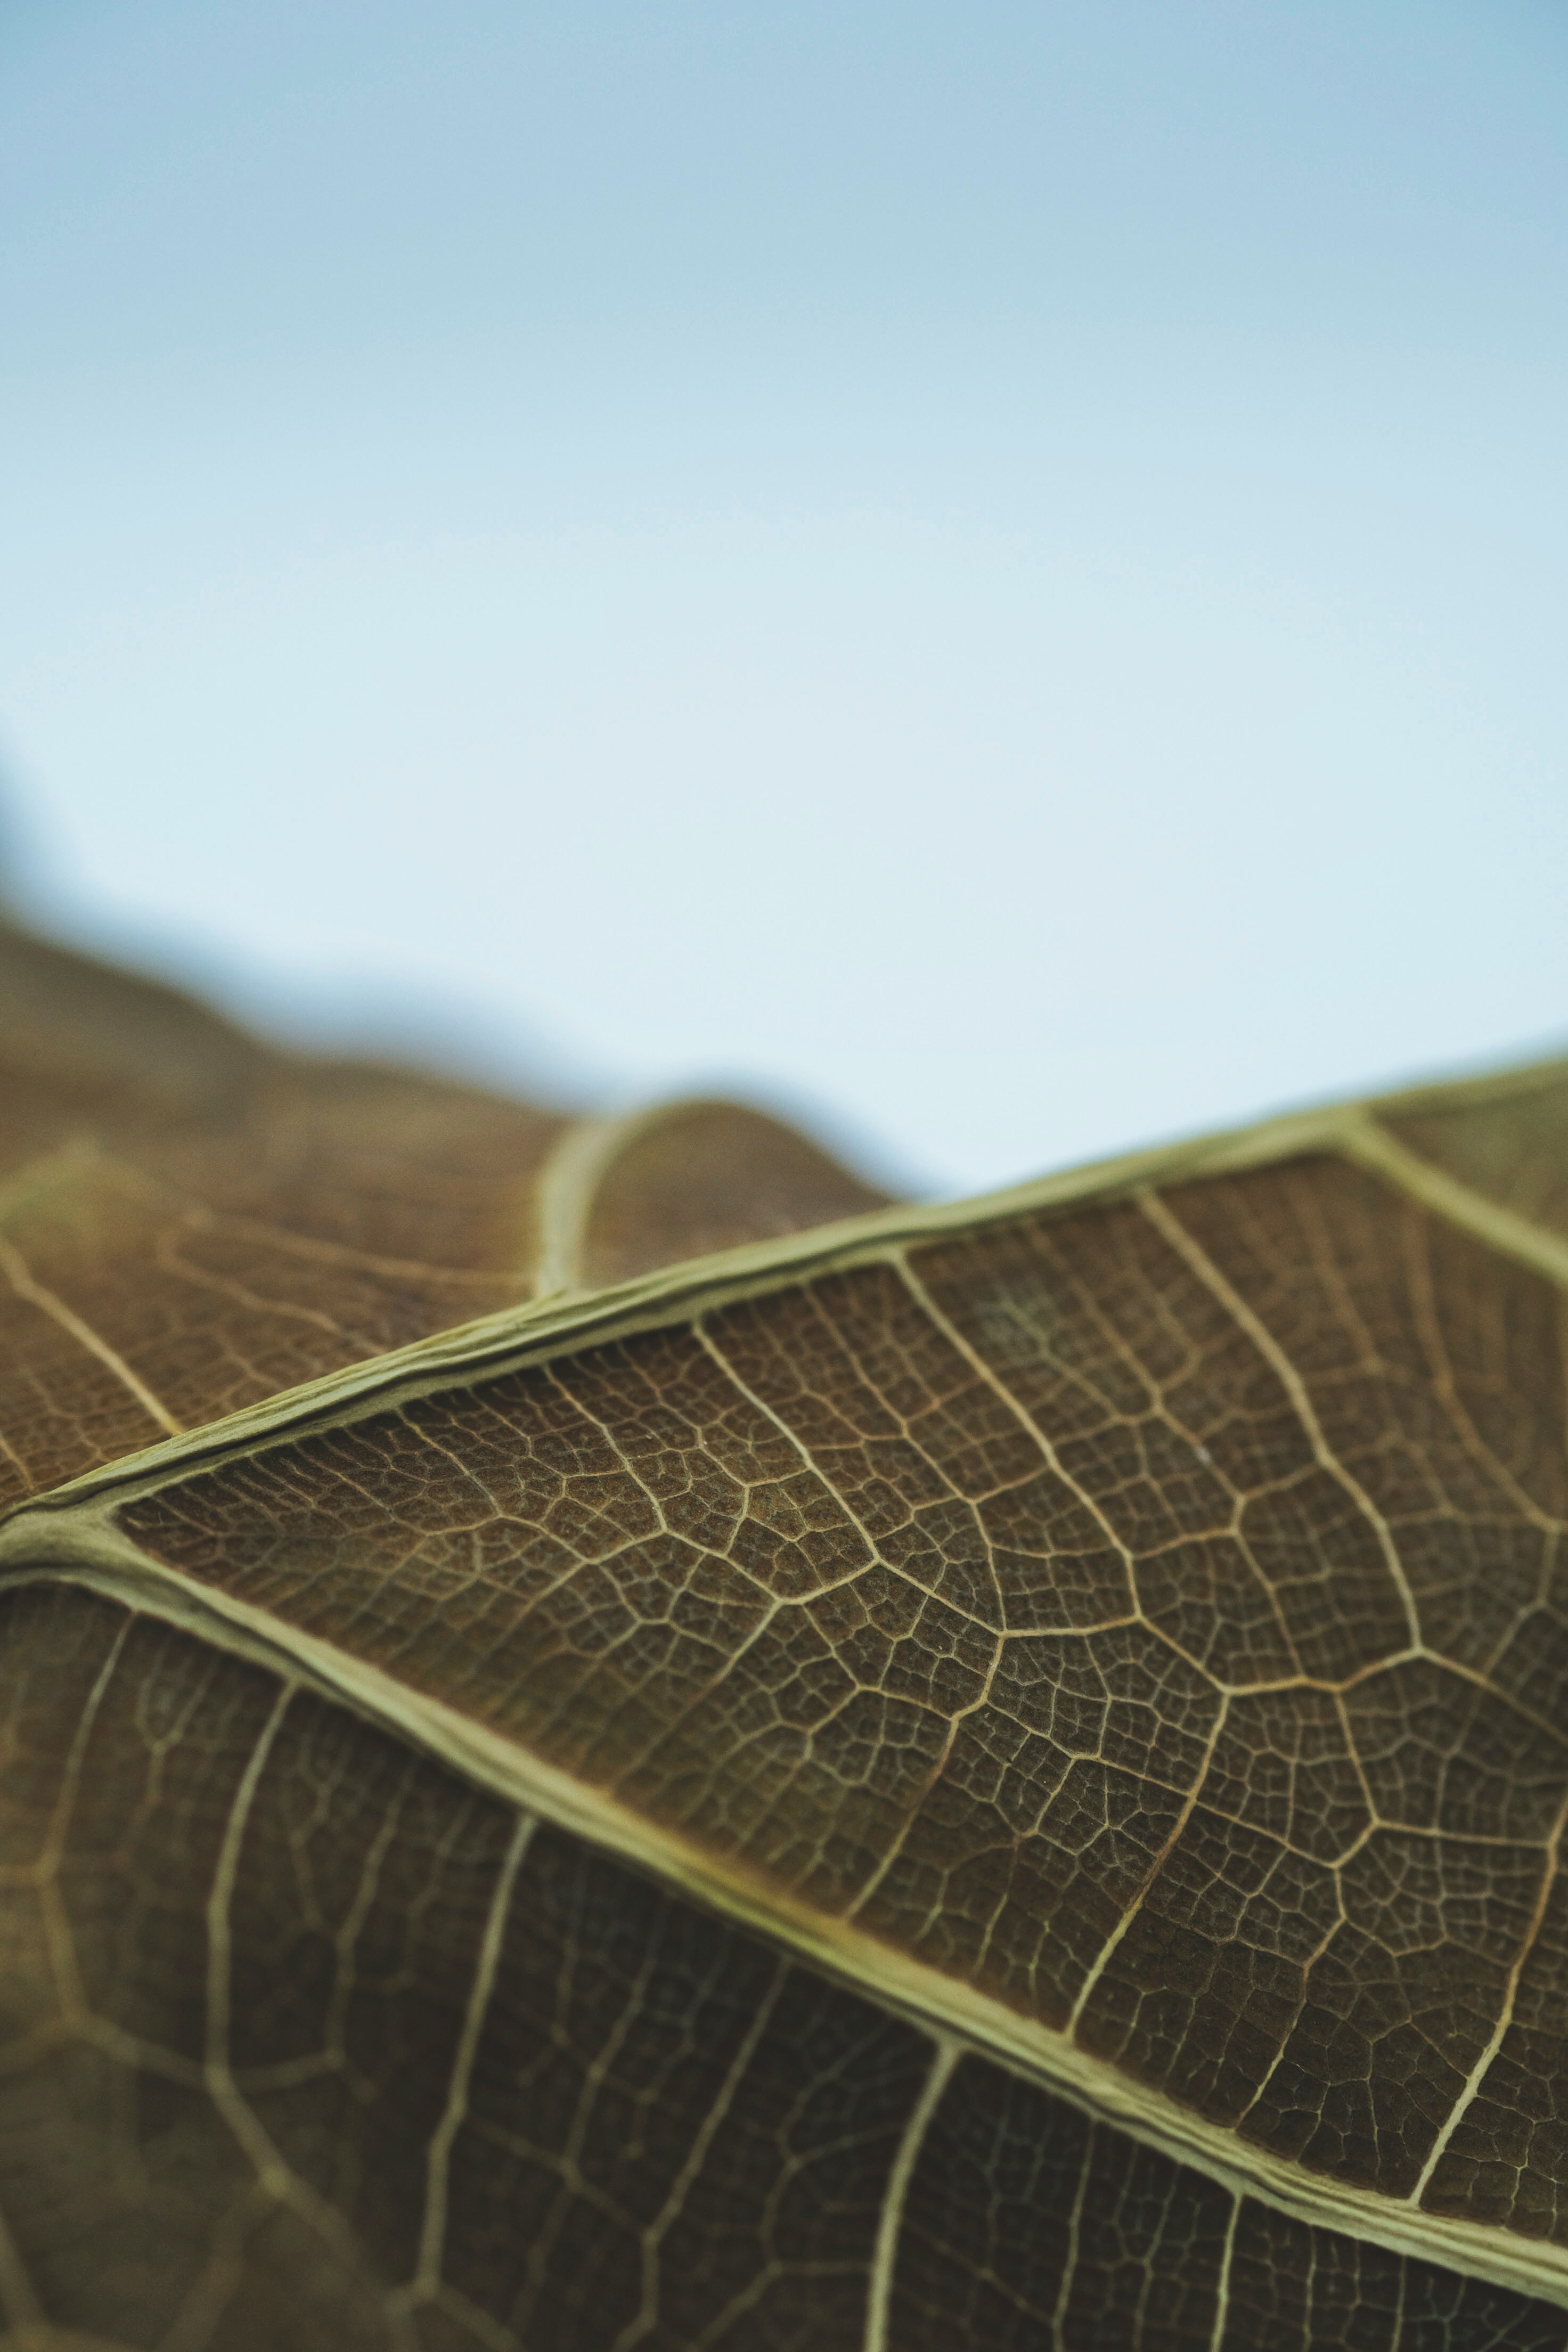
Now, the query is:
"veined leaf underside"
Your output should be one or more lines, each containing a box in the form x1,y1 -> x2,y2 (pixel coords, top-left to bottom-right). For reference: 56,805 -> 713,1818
3,914 -> 1568,2348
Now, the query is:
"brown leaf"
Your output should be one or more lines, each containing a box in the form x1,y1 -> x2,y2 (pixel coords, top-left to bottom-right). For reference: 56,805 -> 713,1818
2,916 -> 1567,2348
0,919 -> 888,1502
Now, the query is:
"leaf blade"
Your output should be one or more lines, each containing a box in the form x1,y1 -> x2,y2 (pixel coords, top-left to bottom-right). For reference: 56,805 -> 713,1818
6,920 -> 1568,2342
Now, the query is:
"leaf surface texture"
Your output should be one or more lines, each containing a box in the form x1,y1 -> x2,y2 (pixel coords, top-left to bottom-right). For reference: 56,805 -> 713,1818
2,918 -> 1567,2349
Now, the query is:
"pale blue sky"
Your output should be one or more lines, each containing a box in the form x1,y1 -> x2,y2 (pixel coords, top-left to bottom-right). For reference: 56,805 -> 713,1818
2,1 -> 1564,1194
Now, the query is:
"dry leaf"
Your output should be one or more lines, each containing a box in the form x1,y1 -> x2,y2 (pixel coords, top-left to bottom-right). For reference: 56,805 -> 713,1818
2,914 -> 1567,2350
